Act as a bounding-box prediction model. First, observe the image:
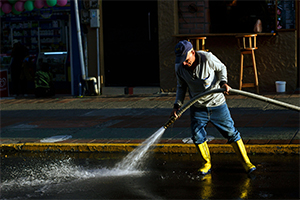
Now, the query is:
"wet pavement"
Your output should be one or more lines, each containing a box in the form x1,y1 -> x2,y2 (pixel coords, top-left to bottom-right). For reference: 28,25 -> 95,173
0,92 -> 299,199
1,152 -> 299,199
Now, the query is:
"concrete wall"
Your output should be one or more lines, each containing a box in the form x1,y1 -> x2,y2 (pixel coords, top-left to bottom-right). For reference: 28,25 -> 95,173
157,0 -> 178,92
87,28 -> 98,77
205,32 -> 297,93
178,0 -> 210,34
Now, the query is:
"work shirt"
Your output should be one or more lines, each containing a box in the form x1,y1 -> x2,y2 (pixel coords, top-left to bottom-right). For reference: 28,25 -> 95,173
174,51 -> 227,108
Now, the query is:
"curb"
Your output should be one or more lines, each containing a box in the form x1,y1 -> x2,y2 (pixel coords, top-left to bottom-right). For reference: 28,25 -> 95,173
1,143 -> 299,154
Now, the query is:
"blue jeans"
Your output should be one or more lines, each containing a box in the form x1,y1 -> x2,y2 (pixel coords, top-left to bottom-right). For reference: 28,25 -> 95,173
190,103 -> 241,145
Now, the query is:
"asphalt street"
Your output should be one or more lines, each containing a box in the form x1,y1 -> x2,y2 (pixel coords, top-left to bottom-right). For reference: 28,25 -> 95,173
1,152 -> 299,199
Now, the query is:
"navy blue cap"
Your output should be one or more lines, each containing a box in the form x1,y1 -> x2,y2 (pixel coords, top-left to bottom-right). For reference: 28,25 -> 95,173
175,40 -> 193,64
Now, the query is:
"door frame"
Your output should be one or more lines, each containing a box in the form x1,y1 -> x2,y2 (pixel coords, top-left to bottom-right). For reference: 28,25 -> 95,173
100,0 -> 159,88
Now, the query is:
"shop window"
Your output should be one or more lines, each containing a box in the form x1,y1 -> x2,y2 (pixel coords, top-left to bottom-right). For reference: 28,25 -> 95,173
209,0 -> 277,33
276,0 -> 296,30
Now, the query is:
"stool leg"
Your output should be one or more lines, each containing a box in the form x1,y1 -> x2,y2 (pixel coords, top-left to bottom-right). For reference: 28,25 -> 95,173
239,53 -> 244,90
196,39 -> 200,51
251,50 -> 259,93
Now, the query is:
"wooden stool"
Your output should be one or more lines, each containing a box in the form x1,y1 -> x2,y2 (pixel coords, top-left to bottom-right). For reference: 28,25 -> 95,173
187,37 -> 208,51
236,34 -> 259,93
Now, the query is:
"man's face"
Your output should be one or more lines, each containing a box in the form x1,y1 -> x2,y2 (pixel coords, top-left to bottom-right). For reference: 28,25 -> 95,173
182,50 -> 195,67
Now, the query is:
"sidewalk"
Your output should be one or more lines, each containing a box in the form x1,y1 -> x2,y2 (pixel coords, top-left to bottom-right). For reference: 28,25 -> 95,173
1,92 -> 299,154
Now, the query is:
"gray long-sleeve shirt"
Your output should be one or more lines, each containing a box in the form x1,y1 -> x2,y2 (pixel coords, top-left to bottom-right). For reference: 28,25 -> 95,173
174,51 -> 227,108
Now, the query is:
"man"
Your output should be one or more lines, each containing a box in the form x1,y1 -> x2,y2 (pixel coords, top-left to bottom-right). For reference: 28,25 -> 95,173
171,40 -> 256,175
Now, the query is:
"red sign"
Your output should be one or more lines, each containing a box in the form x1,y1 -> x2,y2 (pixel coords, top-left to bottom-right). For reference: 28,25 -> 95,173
0,70 -> 9,97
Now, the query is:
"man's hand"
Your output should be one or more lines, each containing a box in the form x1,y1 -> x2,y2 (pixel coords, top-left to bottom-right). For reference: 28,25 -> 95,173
222,83 -> 231,95
170,108 -> 180,119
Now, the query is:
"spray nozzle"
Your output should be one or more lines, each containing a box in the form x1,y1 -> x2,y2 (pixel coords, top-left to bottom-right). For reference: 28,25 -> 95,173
163,115 -> 178,129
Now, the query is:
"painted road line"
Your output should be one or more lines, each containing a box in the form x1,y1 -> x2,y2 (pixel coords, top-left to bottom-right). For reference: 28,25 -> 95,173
1,143 -> 299,154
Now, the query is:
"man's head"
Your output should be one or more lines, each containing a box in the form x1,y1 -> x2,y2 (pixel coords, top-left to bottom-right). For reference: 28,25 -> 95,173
175,40 -> 196,67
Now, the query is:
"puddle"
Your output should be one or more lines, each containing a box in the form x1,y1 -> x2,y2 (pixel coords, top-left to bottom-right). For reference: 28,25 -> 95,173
40,135 -> 72,143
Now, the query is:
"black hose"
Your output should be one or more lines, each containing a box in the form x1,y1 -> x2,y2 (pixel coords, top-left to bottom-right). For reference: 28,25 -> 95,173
163,88 -> 300,129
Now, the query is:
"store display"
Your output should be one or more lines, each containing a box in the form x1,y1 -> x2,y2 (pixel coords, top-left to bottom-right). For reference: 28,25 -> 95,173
57,0 -> 68,7
14,1 -> 25,12
34,0 -> 44,9
1,0 -> 69,15
37,52 -> 67,81
277,0 -> 296,30
0,4 -> 71,88
24,1 -> 34,11
46,0 -> 57,7
0,70 -> 9,97
2,2 -> 12,14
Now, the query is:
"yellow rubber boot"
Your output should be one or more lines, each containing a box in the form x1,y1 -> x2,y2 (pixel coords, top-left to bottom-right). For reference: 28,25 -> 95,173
231,139 -> 256,173
196,141 -> 211,175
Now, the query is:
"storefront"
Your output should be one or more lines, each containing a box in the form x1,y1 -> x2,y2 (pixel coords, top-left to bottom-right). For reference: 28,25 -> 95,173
2,1 -> 297,96
157,0 -> 299,93
0,1 -> 71,96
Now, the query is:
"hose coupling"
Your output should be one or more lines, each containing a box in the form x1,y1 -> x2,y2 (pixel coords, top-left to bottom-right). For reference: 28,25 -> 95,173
163,115 -> 177,129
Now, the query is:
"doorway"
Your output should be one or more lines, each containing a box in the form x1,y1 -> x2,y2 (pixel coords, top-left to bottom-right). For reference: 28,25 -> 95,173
102,1 -> 159,87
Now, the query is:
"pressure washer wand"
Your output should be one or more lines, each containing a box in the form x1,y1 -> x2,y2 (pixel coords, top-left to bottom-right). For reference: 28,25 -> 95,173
163,88 -> 300,130
163,115 -> 178,129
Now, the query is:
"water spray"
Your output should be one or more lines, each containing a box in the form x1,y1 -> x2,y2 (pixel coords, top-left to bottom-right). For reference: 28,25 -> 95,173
164,88 -> 300,129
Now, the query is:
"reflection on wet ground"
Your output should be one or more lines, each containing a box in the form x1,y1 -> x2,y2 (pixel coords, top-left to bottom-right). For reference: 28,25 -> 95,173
1,152 -> 299,199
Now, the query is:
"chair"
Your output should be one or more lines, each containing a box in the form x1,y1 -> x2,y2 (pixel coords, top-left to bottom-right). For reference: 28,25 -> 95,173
236,34 -> 259,93
187,37 -> 208,51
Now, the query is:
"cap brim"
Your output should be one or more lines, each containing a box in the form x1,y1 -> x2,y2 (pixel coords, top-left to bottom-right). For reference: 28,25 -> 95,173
175,53 -> 187,64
